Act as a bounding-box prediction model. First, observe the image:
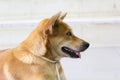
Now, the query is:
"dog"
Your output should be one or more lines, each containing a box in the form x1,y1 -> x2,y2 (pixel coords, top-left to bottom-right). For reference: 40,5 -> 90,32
0,12 -> 89,80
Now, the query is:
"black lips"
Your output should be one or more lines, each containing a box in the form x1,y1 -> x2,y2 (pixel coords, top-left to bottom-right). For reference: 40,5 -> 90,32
61,47 -> 79,58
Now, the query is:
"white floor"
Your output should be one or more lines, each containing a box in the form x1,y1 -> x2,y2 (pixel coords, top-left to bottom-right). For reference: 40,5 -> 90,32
61,47 -> 120,80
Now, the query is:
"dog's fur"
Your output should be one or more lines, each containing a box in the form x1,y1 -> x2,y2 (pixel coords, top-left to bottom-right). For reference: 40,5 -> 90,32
0,12 -> 89,80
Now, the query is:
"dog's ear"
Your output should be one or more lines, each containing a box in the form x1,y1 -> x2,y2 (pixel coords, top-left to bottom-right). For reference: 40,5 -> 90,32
59,12 -> 67,20
46,12 -> 61,34
54,12 -> 67,25
47,12 -> 67,34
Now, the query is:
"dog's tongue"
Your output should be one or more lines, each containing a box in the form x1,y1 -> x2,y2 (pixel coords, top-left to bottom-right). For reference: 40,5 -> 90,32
76,51 -> 81,58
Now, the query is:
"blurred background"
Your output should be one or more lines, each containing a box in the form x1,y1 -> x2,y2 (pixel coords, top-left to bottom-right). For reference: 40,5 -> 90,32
0,0 -> 120,80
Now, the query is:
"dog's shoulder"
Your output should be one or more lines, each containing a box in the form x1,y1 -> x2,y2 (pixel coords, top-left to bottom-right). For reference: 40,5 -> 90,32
0,49 -> 14,64
0,49 -> 10,57
0,49 -> 8,53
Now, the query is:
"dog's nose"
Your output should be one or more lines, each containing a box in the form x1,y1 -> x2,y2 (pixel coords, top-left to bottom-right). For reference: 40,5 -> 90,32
80,42 -> 90,51
83,42 -> 89,49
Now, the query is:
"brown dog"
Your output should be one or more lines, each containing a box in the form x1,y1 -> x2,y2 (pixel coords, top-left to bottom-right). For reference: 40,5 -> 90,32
0,12 -> 89,80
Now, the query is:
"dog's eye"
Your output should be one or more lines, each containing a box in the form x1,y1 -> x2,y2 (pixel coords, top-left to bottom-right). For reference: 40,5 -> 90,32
66,31 -> 72,36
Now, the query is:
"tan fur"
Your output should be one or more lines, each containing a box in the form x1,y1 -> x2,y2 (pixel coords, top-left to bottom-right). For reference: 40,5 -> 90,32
0,12 -> 89,80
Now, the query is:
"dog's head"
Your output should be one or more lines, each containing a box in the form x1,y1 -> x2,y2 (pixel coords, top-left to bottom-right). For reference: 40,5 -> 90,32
28,12 -> 89,59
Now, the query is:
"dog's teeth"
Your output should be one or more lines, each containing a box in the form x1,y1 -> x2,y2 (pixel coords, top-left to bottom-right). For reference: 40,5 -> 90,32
64,47 -> 75,53
69,50 -> 71,51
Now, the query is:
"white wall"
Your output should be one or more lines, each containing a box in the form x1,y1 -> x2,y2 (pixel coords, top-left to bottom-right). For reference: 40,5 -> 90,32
0,0 -> 120,21
0,0 -> 120,47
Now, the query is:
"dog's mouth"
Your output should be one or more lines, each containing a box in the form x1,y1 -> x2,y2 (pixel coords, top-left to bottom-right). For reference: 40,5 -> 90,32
61,46 -> 81,58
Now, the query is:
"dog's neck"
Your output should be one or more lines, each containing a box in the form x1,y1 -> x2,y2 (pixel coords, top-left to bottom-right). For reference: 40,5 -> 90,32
44,44 -> 61,62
